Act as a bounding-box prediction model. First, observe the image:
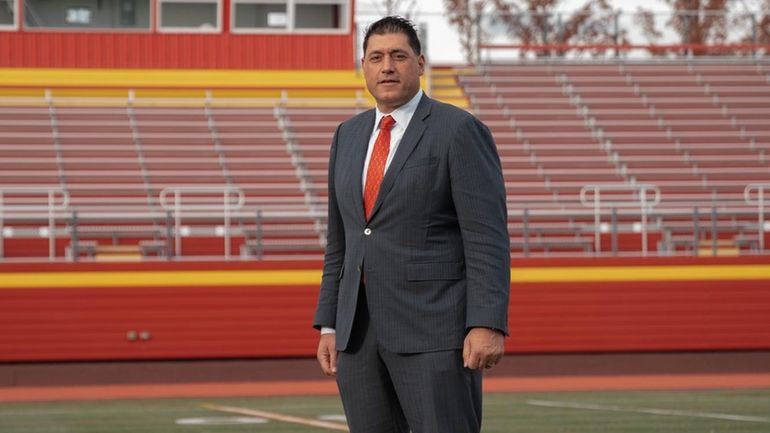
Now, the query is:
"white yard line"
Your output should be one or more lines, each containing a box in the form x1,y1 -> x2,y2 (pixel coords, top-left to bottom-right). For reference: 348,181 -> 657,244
201,403 -> 350,431
527,400 -> 770,424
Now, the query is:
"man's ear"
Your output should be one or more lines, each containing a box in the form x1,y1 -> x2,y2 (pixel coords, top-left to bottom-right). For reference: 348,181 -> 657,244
418,54 -> 425,76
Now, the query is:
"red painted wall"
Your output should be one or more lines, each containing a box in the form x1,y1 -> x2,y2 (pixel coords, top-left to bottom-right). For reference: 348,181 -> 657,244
0,32 -> 355,69
0,0 -> 355,69
1,258 -> 769,362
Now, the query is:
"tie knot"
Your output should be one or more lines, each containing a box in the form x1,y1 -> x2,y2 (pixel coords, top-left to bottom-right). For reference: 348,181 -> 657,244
379,115 -> 396,131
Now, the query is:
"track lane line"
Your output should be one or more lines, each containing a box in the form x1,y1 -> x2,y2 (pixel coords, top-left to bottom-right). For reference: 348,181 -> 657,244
527,399 -> 770,423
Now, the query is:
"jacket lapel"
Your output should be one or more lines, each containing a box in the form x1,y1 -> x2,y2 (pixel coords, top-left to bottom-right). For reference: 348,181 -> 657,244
350,110 -> 375,224
368,95 -> 432,221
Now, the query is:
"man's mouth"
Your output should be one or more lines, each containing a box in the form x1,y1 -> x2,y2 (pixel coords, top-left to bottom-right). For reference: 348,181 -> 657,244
379,79 -> 399,85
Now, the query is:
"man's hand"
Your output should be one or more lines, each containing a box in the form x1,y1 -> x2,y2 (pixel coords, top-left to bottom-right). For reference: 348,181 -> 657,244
463,327 -> 504,370
317,333 -> 337,376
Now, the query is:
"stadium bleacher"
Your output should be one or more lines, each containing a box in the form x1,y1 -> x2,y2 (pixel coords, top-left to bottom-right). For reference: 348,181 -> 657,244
1,60 -> 769,260
459,61 -> 770,255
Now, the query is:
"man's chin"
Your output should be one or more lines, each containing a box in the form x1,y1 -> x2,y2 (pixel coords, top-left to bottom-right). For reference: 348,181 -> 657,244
374,92 -> 406,105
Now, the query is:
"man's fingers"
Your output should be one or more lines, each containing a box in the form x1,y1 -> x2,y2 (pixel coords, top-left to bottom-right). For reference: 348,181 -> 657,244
464,328 -> 505,370
462,335 -> 471,368
465,346 -> 482,370
317,348 -> 331,375
330,347 -> 338,375
317,334 -> 337,376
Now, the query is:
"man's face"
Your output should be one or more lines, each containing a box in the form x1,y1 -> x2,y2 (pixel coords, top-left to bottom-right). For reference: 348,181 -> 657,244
362,32 -> 425,113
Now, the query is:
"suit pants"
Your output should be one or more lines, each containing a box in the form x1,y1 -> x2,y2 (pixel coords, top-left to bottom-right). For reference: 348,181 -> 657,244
336,283 -> 482,433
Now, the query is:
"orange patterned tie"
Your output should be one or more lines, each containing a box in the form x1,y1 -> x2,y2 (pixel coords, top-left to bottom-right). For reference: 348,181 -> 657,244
363,115 -> 396,220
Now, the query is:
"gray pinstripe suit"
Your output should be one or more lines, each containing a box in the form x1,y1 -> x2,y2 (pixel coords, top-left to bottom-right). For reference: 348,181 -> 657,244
314,94 -> 510,433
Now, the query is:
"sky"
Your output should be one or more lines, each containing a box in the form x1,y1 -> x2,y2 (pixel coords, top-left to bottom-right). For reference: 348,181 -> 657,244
354,0 -> 676,63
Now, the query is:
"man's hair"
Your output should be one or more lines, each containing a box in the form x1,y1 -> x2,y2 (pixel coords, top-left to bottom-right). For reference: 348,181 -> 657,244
363,16 -> 422,56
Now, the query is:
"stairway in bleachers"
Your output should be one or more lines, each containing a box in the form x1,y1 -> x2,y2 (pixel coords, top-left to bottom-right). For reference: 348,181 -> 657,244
459,61 -> 770,255
462,63 -> 770,208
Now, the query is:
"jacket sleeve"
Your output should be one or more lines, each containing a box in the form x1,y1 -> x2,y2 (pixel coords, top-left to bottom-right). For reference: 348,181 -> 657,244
313,124 -> 345,329
448,114 -> 510,335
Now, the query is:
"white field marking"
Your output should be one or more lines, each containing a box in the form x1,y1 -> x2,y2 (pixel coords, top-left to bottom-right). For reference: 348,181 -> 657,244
526,400 -> 770,424
176,417 -> 268,425
319,414 -> 348,422
201,403 -> 350,431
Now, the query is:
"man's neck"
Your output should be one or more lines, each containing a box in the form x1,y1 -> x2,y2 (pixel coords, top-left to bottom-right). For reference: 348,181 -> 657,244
376,90 -> 423,115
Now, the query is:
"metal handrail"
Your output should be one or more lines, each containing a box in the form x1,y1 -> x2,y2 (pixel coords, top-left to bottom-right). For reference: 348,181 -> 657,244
744,183 -> 770,250
0,187 -> 69,260
580,184 -> 661,255
0,202 -> 768,260
159,186 -> 245,259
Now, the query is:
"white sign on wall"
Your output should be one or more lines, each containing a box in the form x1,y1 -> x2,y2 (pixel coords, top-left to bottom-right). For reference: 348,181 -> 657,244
267,12 -> 287,27
66,7 -> 92,24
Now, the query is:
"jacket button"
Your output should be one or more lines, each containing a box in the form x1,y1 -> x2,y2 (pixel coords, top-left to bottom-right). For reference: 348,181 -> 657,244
364,228 -> 372,235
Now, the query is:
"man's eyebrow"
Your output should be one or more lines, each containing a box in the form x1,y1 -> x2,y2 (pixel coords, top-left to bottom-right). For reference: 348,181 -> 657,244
367,48 -> 409,56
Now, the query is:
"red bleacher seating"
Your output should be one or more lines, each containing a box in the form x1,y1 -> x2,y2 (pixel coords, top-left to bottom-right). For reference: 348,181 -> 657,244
1,61 -> 769,258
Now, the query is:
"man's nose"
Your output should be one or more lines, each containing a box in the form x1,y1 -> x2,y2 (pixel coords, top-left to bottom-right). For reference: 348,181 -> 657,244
381,56 -> 395,72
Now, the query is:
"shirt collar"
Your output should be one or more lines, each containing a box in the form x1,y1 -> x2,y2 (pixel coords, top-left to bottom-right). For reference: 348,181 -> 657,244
374,89 -> 423,131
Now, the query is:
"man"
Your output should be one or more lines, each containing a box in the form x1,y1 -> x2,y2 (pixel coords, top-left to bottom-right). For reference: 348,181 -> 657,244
313,16 -> 510,433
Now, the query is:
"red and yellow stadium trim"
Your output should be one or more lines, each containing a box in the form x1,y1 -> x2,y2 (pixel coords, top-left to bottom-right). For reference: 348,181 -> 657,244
1,263 -> 769,289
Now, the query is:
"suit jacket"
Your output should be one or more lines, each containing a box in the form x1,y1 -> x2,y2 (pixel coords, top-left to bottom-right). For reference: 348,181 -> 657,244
313,94 -> 510,353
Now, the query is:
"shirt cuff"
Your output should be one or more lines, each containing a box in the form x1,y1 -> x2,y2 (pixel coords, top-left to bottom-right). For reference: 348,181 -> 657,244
320,327 -> 336,335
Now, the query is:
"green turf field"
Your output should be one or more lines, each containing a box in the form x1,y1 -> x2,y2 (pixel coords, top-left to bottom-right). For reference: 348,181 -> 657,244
1,389 -> 768,433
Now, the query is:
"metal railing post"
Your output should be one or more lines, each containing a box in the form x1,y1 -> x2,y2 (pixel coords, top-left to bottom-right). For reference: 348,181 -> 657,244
581,184 -> 660,256
757,188 -> 765,251
693,206 -> 700,256
165,211 -> 174,259
48,190 -> 56,260
255,209 -> 264,260
174,191 -> 182,257
594,188 -> 601,253
0,187 -> 69,260
159,186 -> 245,260
70,211 -> 79,262
522,208 -> 530,257
711,206 -> 718,256
640,188 -> 648,256
224,191 -> 231,259
611,207 -> 618,256
745,184 -> 769,251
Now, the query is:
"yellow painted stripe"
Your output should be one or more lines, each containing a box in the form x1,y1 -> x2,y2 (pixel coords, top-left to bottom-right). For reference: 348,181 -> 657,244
0,68 -> 365,89
0,264 -> 768,290
0,270 -> 322,289
511,265 -> 770,283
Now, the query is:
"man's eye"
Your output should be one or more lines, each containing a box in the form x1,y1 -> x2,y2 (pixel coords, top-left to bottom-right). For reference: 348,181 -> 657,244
369,56 -> 382,62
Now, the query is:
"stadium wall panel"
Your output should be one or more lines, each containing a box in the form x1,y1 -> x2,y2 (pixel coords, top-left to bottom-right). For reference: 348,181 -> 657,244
1,258 -> 769,362
0,32 -> 354,69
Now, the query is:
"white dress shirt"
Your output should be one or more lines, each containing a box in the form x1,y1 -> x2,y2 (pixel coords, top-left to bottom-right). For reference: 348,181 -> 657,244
361,89 -> 424,188
322,89 -> 424,336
